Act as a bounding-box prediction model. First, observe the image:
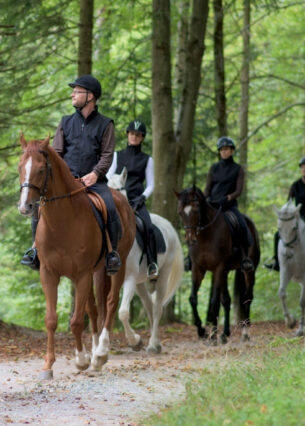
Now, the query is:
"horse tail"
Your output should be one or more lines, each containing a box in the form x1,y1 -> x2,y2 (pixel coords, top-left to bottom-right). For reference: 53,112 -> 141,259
162,231 -> 184,307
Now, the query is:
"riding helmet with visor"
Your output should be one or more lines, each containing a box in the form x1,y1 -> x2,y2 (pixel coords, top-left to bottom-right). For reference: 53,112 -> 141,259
217,136 -> 236,150
299,156 -> 305,167
69,75 -> 102,100
126,120 -> 146,137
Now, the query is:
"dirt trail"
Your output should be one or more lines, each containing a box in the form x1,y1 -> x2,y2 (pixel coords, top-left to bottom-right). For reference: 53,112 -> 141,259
0,321 -> 292,425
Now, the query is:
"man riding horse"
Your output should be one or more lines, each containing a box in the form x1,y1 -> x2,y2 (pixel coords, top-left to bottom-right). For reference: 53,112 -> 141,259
21,75 -> 121,275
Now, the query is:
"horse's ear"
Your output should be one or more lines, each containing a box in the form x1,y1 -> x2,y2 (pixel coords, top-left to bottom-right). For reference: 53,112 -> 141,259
296,203 -> 302,213
121,166 -> 128,185
41,135 -> 50,150
20,133 -> 27,150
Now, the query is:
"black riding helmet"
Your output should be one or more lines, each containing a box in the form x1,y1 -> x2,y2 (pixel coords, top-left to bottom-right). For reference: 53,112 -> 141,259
126,120 -> 146,137
299,156 -> 305,167
217,136 -> 236,150
69,75 -> 102,100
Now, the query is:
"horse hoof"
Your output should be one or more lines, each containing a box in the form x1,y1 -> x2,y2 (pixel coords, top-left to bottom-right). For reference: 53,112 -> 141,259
287,319 -> 297,329
91,354 -> 108,371
76,362 -> 90,371
131,338 -> 144,351
241,334 -> 250,342
39,369 -> 53,380
220,333 -> 228,344
146,344 -> 162,354
295,329 -> 304,337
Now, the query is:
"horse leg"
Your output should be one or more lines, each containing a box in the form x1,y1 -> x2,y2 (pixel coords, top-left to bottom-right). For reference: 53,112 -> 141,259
296,282 -> 305,337
118,278 -> 144,350
39,270 -> 60,379
220,285 -> 231,344
92,267 -> 125,371
235,269 -> 254,341
189,269 -> 206,338
278,270 -> 296,328
145,278 -> 168,354
85,280 -> 99,354
71,274 -> 93,371
208,269 -> 227,345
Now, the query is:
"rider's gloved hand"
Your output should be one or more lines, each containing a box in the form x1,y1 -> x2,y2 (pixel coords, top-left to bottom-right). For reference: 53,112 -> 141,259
130,194 -> 146,211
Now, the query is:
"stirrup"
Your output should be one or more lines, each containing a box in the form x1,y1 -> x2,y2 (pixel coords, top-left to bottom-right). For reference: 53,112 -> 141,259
106,250 -> 121,275
147,262 -> 159,281
21,248 -> 40,271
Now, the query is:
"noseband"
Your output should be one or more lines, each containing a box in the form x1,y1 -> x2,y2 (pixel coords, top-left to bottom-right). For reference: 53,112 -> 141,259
278,214 -> 298,247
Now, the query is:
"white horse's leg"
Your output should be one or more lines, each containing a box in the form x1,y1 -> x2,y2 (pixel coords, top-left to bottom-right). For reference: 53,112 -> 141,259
278,268 -> 296,328
146,273 -> 168,354
296,282 -> 305,337
136,282 -> 154,326
119,278 -> 143,350
91,328 -> 110,371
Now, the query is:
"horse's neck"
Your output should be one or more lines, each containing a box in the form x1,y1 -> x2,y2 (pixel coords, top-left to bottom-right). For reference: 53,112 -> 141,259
48,149 -> 79,195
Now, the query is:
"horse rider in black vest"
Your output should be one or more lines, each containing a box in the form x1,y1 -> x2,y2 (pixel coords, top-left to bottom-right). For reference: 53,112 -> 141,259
21,75 -> 122,275
265,156 -> 305,271
107,120 -> 159,281
204,136 -> 254,272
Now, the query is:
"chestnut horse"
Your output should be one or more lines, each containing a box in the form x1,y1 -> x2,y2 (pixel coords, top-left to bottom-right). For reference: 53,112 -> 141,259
18,135 -> 135,378
175,185 -> 260,343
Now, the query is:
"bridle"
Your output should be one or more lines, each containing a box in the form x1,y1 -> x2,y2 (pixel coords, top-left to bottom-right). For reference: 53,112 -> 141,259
278,214 -> 299,248
20,149 -> 87,206
182,196 -> 222,236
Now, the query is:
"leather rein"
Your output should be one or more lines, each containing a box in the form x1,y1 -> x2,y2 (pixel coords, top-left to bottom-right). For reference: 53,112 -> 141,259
20,149 -> 87,206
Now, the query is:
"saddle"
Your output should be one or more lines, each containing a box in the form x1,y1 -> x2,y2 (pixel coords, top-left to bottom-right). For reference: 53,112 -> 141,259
223,210 -> 252,249
223,210 -> 243,250
87,190 -> 113,264
135,213 -> 166,263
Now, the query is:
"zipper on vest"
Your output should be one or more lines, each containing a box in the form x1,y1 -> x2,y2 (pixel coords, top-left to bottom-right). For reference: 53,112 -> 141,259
81,123 -> 84,132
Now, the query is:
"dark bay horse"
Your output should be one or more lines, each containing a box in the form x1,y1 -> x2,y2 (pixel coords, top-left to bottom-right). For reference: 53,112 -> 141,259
18,135 -> 135,378
175,185 -> 260,343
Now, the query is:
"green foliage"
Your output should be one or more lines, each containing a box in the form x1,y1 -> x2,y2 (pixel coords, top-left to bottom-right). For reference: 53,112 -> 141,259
149,342 -> 305,425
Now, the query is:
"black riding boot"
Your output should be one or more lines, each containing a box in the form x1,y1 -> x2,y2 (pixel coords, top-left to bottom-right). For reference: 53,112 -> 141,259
106,219 -> 122,275
264,231 -> 280,272
146,231 -> 158,281
21,213 -> 40,271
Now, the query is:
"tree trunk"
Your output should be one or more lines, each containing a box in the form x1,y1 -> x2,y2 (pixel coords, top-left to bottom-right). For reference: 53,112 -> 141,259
239,0 -> 251,211
152,0 -> 209,321
152,0 -> 209,226
213,0 -> 227,135
78,0 -> 94,76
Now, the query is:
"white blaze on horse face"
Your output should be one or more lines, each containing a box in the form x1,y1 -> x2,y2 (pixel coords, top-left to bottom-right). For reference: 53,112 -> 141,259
184,205 -> 192,216
19,157 -> 32,211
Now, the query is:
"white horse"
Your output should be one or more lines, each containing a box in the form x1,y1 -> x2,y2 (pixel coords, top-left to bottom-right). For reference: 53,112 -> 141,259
275,199 -> 305,336
108,168 -> 184,353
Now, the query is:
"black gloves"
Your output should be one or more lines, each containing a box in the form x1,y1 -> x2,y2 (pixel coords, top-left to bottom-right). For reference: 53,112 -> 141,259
130,194 -> 146,211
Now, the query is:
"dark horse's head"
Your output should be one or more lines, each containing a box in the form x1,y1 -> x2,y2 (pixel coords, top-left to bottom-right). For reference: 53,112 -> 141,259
174,185 -> 210,246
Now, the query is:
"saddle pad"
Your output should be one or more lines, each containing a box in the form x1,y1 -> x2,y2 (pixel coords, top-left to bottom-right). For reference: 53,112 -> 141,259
135,215 -> 166,254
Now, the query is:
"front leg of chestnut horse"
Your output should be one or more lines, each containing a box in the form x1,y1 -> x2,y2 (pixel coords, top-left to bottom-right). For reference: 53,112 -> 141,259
71,275 -> 93,371
39,269 -> 60,380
